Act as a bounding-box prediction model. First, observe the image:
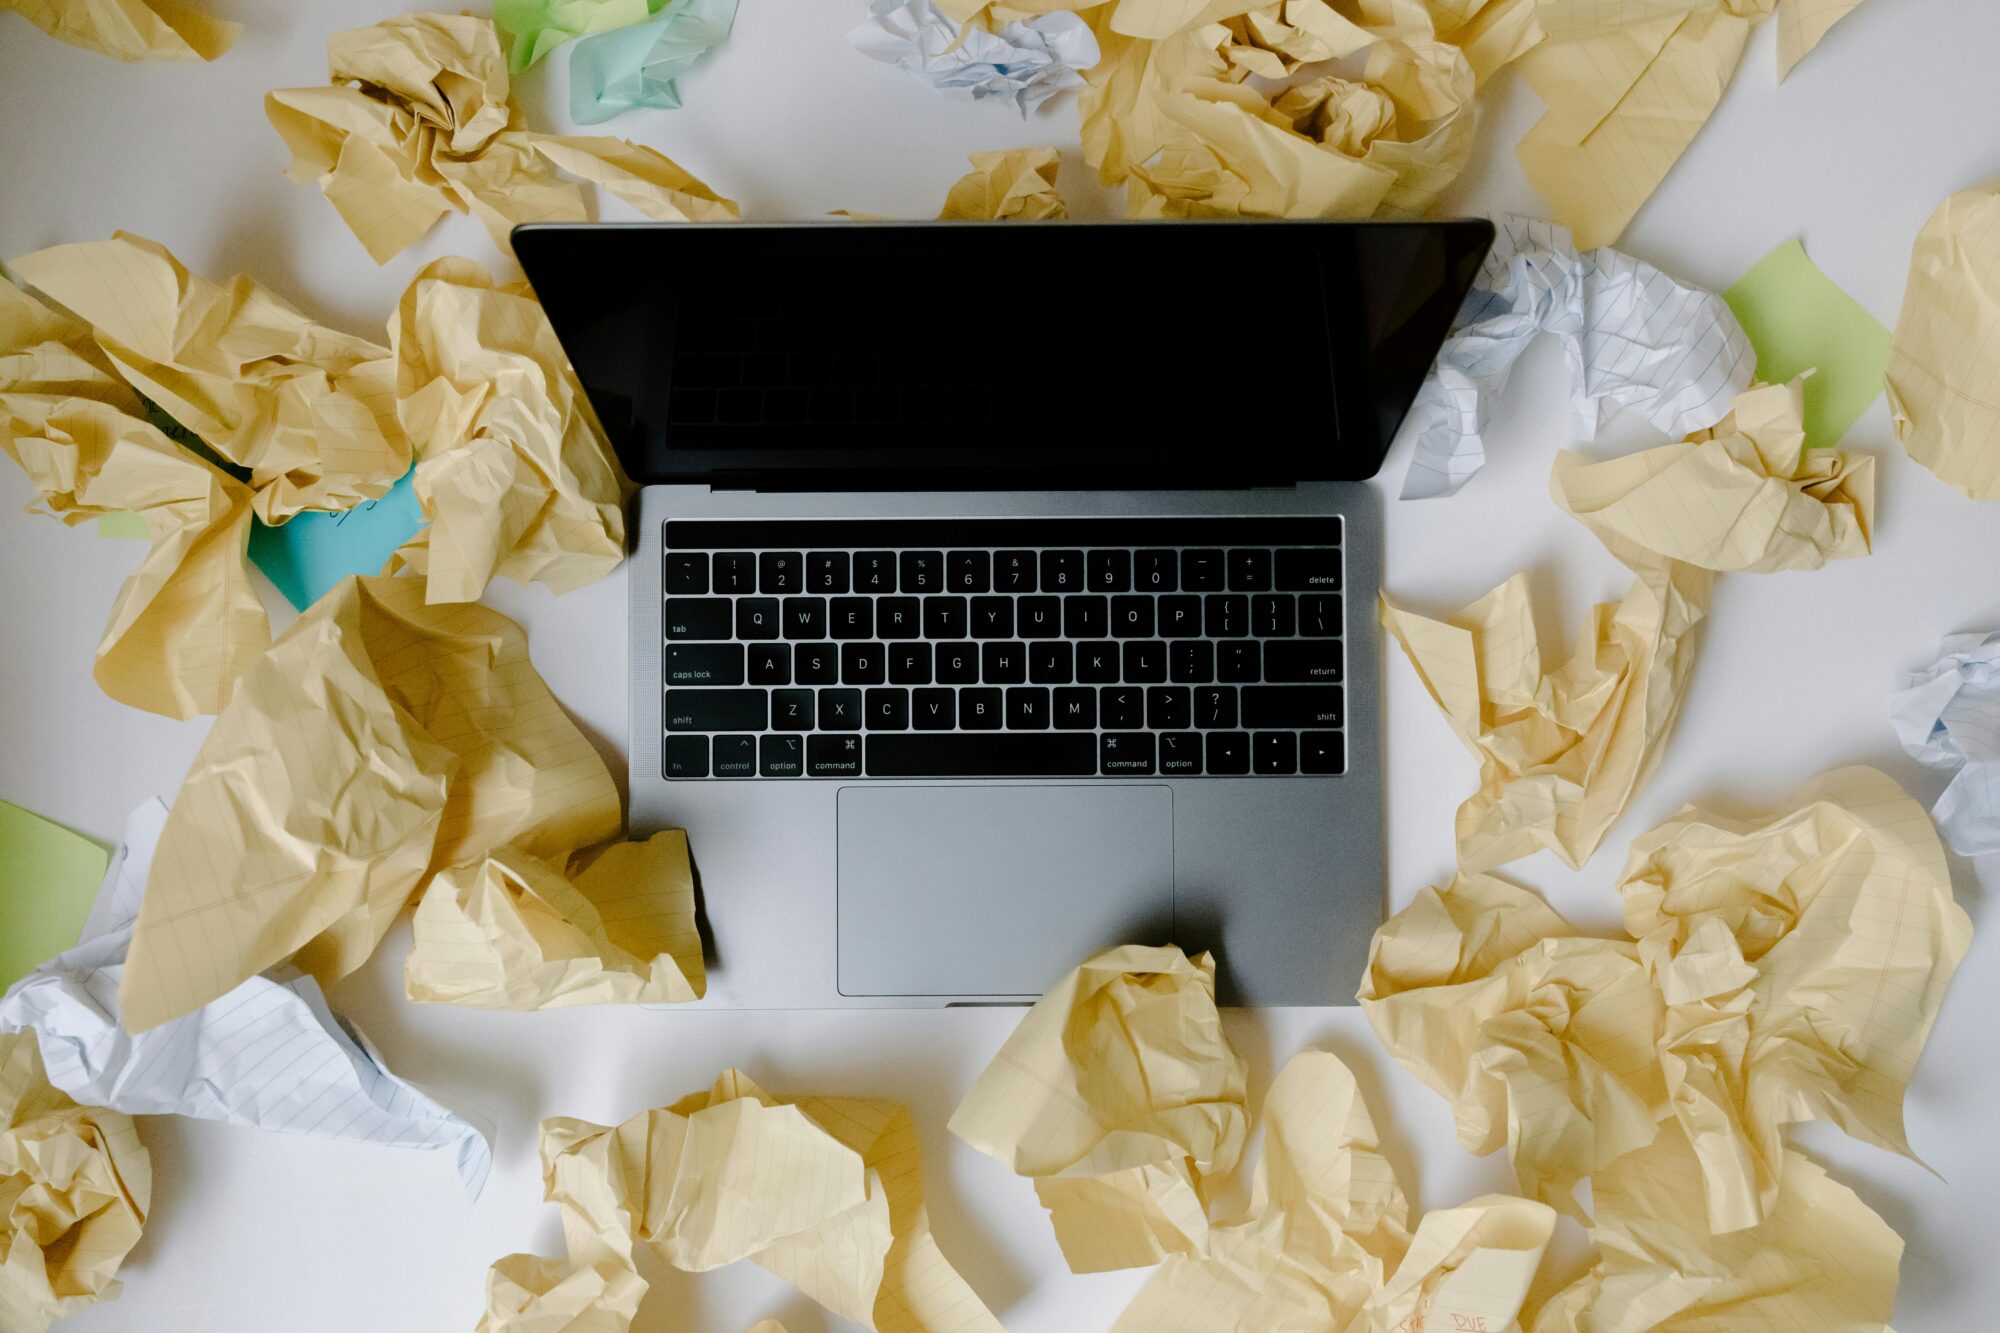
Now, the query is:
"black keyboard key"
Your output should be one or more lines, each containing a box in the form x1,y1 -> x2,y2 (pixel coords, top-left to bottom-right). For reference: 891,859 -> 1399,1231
807,551 -> 850,593
782,596 -> 827,640
1111,595 -> 1155,639
759,551 -> 802,594
1077,642 -> 1120,683
1242,685 -> 1343,728
666,643 -> 744,686
922,596 -> 967,639
877,596 -> 921,640
1171,641 -> 1214,684
1218,641 -> 1260,683
1039,550 -> 1084,591
1158,595 -> 1201,638
1054,686 -> 1097,729
1136,549 -> 1178,591
1299,593 -> 1343,637
809,733 -> 863,776
1253,731 -> 1298,775
970,596 -> 1014,638
771,689 -> 815,731
1197,686 -> 1238,728
1146,686 -> 1191,730
664,553 -> 708,594
947,550 -> 990,593
830,597 -> 874,639
889,643 -> 932,684
936,642 -> 979,684
868,733 -> 1096,777
796,644 -> 838,685
960,688 -> 1003,730
1029,642 -> 1074,684
761,734 -> 805,777
1204,594 -> 1248,637
982,641 -> 1026,684
1158,732 -> 1202,775
1018,596 -> 1061,639
736,598 -> 780,640
1064,595 -> 1109,639
819,687 -> 862,730
1206,731 -> 1250,774
841,643 -> 886,684
995,551 -> 1036,592
1264,640 -> 1343,683
1228,549 -> 1272,591
855,551 -> 896,593
1301,731 -> 1345,774
900,551 -> 942,593
713,734 -> 758,777
865,687 -> 910,730
1122,640 -> 1167,683
912,688 -> 956,730
1182,549 -> 1224,590
664,597 -> 733,640
1100,732 -> 1156,775
1088,550 -> 1132,592
665,689 -> 767,732
665,734 -> 708,778
747,644 -> 791,685
1101,686 -> 1144,729
1276,548 -> 1340,591
1253,594 -> 1296,637
713,552 -> 756,593
1007,687 -> 1051,729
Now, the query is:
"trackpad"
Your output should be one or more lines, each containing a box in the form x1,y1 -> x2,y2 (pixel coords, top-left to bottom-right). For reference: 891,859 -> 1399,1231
837,785 -> 1174,997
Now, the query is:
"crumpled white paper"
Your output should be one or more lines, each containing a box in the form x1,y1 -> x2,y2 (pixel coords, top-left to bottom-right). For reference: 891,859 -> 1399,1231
0,800 -> 494,1196
1400,215 -> 1757,499
850,0 -> 1099,115
1890,629 -> 2000,857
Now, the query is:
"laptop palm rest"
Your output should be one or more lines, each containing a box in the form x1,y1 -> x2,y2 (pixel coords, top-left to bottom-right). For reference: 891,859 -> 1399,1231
836,785 -> 1174,997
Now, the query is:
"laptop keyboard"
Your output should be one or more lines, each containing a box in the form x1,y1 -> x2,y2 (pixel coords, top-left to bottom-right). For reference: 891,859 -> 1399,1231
659,518 -> 1345,780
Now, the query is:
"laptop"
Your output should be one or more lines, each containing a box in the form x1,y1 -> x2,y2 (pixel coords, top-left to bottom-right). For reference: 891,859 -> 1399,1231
514,218 -> 1493,1007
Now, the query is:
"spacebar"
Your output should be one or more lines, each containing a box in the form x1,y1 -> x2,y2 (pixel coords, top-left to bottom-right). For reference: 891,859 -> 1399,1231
866,734 -> 1097,777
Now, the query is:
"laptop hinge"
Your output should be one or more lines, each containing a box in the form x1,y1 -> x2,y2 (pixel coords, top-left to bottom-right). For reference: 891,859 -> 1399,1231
702,470 -> 1307,494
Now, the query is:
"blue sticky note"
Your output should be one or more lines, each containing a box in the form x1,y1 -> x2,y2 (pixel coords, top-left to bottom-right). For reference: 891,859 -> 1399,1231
247,467 -> 425,611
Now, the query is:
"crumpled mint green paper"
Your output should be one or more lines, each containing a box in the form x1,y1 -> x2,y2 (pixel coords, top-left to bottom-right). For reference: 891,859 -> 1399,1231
496,0 -> 653,72
569,0 -> 739,123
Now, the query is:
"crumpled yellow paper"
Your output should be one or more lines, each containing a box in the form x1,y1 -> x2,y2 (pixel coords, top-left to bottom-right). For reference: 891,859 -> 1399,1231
1886,178 -> 2000,500
0,279 -> 269,719
474,1252 -> 646,1333
265,12 -> 738,265
938,147 -> 1068,220
1551,379 -> 1875,573
406,832 -> 704,1008
0,0 -> 238,60
0,1032 -> 152,1333
490,1069 -> 1002,1333
1114,1049 -> 1556,1333
948,944 -> 1247,1273
385,257 -> 626,604
119,575 -> 622,1033
9,231 -> 409,524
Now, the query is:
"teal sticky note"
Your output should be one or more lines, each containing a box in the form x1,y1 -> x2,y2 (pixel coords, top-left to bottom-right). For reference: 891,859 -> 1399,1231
1724,240 -> 1894,450
0,801 -> 110,989
247,467 -> 425,611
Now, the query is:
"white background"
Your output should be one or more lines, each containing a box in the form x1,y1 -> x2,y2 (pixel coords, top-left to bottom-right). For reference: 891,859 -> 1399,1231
4,1 -> 2000,1328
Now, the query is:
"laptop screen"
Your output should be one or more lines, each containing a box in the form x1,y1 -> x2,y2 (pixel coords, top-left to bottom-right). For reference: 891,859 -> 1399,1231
515,219 -> 1491,488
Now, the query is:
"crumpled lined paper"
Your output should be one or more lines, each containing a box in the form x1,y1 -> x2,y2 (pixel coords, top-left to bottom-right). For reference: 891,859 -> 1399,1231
0,1031 -> 150,1333
1,800 -> 495,1196
851,0 -> 1099,116
1518,0 -> 1873,248
566,0 -> 739,124
406,832 -> 704,1008
9,232 -> 409,525
482,1069 -> 1002,1333
0,279 -> 269,719
1891,630 -> 2000,857
1365,767 -> 1968,1242
119,575 -> 621,1033
1400,216 -> 1756,501
938,147 -> 1068,220
949,945 -> 1247,1273
0,0 -> 237,60
265,12 -> 738,264
1886,178 -> 2000,499
1114,1049 -> 1556,1333
386,257 -> 627,604
475,1252 -> 645,1333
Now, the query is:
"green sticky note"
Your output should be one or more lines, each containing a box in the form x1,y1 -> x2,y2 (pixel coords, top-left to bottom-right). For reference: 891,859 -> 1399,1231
96,511 -> 151,540
1724,240 -> 1894,450
0,801 -> 111,989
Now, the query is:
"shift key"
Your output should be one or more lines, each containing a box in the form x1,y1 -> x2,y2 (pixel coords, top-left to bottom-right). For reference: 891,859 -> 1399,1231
665,689 -> 768,732
1241,685 -> 1343,728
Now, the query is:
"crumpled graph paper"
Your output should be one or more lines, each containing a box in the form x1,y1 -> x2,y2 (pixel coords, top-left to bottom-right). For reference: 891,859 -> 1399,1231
1891,629 -> 2000,857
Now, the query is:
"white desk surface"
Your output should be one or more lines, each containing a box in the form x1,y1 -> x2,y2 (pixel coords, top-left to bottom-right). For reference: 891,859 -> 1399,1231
4,1 -> 2000,1328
